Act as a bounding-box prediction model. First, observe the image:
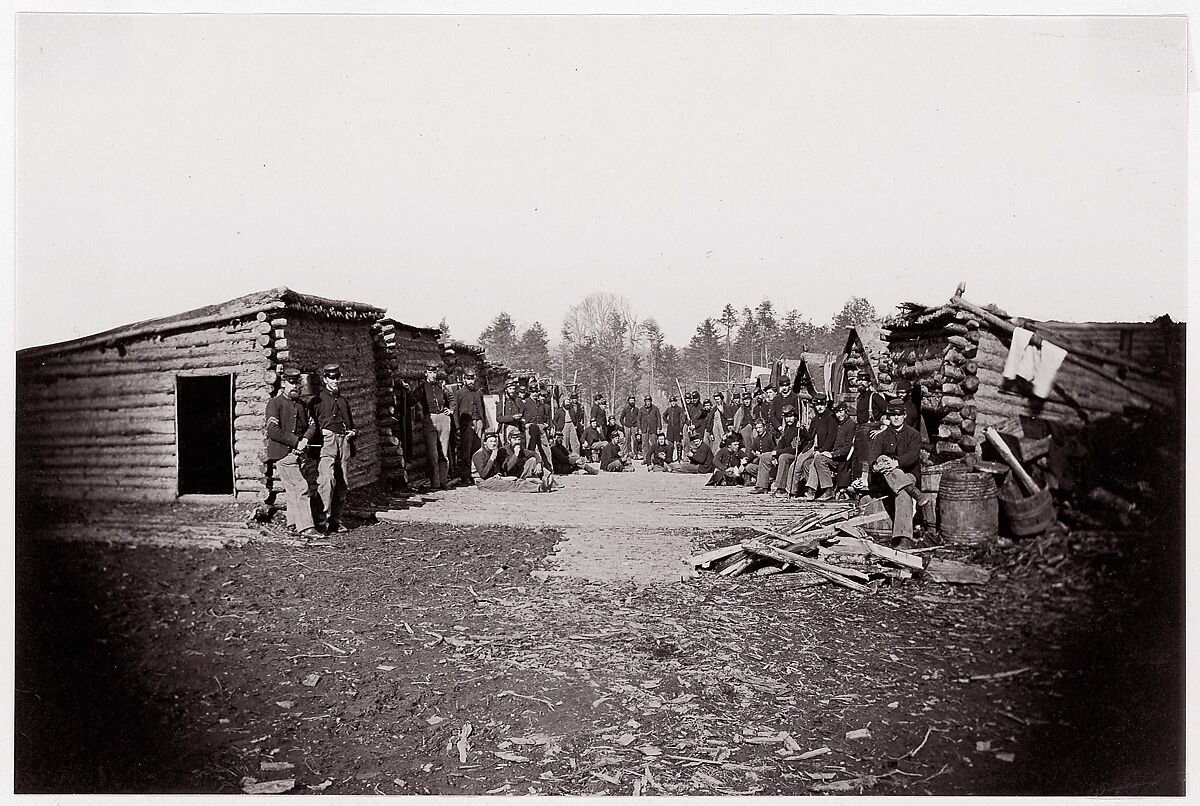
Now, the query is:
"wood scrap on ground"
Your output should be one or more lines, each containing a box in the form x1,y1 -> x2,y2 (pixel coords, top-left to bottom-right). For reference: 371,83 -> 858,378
689,501 -> 991,593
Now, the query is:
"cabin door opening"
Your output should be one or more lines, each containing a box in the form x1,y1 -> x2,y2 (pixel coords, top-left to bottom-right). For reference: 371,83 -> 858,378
176,375 -> 234,495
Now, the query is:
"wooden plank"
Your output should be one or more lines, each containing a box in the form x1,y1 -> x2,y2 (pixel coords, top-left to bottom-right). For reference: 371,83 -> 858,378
924,558 -> 991,585
861,540 -> 926,571
688,543 -> 746,567
741,539 -> 872,584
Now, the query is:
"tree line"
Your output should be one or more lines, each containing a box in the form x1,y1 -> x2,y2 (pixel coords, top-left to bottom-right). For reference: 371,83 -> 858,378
465,294 -> 879,403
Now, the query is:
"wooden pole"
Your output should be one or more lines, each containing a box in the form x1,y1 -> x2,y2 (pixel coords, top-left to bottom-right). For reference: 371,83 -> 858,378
984,427 -> 1040,495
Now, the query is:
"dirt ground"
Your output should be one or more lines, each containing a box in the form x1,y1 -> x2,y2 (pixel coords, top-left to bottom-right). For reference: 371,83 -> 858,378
14,474 -> 1184,796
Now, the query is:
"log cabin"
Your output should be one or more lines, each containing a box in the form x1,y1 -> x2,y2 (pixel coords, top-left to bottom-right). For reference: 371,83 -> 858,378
882,290 -> 1184,460
16,288 -> 441,503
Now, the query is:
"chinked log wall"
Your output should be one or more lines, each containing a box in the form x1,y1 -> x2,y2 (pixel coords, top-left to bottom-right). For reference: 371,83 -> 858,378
17,318 -> 271,501
375,322 -> 444,483
272,314 -> 382,494
886,306 -> 1178,460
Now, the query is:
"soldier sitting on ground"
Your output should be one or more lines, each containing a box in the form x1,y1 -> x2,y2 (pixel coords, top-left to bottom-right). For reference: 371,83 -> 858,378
672,426 -> 717,474
549,430 -> 600,475
472,428 -> 556,492
646,431 -> 675,472
706,432 -> 749,486
599,431 -> 635,472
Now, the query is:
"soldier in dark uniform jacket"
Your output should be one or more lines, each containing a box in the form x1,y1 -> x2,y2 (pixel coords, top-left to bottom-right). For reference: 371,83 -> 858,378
867,402 -> 933,546
637,395 -> 662,465
495,378 -> 525,435
590,393 -> 610,440
599,432 -> 633,472
581,417 -> 607,462
266,368 -> 320,537
663,395 -> 685,459
453,369 -> 489,486
413,363 -> 453,491
309,364 -> 356,533
853,377 -> 889,482
672,427 -> 716,474
707,432 -> 748,486
646,431 -> 675,471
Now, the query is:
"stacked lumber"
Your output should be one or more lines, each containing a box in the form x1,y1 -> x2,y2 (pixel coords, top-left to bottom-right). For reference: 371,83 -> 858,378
689,504 -> 990,591
883,284 -> 1181,463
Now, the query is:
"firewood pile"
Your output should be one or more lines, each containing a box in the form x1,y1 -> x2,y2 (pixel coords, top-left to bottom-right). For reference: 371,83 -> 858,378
689,504 -> 990,593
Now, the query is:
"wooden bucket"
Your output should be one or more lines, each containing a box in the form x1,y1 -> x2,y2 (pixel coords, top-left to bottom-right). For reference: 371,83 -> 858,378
997,478 -> 1056,536
859,496 -> 893,540
936,471 -> 998,545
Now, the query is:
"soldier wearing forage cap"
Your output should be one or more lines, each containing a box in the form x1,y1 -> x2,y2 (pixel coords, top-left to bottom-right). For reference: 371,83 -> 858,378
413,362 -> 453,491
309,364 -> 356,533
453,368 -> 489,486
663,395 -> 684,460
637,395 -> 662,465
266,368 -> 321,538
866,401 -> 933,548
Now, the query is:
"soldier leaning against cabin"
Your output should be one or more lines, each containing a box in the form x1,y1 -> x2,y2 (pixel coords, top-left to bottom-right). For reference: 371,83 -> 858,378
866,402 -> 934,548
414,362 -> 453,491
307,363 -> 356,534
453,368 -> 489,486
265,368 -> 321,538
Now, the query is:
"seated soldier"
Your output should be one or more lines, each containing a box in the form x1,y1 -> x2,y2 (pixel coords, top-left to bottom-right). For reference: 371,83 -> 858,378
599,431 -> 635,472
742,418 -> 776,488
750,406 -> 803,494
672,426 -> 717,474
550,430 -> 600,475
646,431 -> 675,472
472,430 -> 555,493
581,417 -> 608,462
867,403 -> 933,547
706,432 -> 748,486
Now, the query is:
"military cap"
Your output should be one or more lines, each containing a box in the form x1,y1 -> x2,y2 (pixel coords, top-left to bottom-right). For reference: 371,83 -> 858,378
280,367 -> 302,382
644,395 -> 652,401
885,402 -> 906,416
832,402 -> 847,413
425,362 -> 440,371
782,405 -> 797,416
321,364 -> 341,378
813,396 -> 829,405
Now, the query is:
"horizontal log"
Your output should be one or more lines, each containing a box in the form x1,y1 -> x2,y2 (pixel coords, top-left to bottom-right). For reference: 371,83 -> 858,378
24,341 -> 262,371
961,376 -> 980,393
960,418 -> 976,435
942,365 -> 966,382
941,411 -> 962,425
936,423 -> 962,439
23,356 -> 270,382
941,383 -> 965,396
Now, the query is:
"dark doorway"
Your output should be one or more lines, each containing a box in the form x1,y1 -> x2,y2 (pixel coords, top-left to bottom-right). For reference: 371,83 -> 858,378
176,375 -> 234,495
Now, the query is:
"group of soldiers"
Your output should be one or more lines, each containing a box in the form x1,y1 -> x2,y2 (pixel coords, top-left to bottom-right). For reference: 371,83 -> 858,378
266,362 -> 930,547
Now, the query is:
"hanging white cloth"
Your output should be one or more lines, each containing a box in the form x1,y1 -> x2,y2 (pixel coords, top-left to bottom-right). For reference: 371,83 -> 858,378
1002,326 -> 1069,398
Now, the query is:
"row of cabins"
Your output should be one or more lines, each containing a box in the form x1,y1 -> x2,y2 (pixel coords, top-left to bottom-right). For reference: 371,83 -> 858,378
16,288 -> 507,503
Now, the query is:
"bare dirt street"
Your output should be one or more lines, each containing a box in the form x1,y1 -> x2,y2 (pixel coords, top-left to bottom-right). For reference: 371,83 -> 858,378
14,472 -> 1183,795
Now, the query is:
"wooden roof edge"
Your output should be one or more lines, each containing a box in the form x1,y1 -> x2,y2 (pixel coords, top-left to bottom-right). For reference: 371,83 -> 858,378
376,317 -> 443,337
18,287 -> 386,360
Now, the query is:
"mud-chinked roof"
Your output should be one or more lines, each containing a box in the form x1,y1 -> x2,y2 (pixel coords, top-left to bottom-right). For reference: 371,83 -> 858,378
446,339 -> 486,358
19,288 -> 385,359
377,317 -> 442,337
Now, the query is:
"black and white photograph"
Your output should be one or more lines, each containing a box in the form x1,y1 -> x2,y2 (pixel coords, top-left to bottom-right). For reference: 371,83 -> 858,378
10,5 -> 1189,797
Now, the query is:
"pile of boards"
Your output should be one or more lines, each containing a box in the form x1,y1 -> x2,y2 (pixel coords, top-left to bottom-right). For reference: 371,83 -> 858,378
690,504 -> 989,593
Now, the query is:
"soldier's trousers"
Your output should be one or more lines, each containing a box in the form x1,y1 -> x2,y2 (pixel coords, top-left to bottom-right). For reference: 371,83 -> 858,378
316,432 -> 352,527
275,452 -> 315,531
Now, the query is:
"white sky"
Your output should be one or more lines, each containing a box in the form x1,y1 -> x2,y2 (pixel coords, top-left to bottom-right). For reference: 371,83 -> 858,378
14,12 -> 1189,349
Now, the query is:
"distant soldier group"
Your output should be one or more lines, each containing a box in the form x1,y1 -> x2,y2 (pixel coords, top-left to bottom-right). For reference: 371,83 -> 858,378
267,363 -> 928,548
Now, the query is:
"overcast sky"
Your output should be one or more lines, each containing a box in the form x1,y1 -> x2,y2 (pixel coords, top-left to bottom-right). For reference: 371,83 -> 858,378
15,13 -> 1188,350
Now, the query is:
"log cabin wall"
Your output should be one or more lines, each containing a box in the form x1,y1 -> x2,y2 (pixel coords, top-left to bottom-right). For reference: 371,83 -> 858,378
277,313 -> 382,492
885,304 -> 1181,461
16,317 -> 272,502
375,320 -> 444,484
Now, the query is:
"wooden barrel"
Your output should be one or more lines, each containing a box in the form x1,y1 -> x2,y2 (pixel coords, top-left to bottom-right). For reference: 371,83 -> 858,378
918,459 -> 964,528
997,479 -> 1056,536
936,471 -> 998,545
859,496 -> 893,540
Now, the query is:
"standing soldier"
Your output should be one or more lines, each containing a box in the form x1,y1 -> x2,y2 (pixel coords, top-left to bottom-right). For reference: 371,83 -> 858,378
663,394 -> 684,461
414,362 -> 453,491
309,364 -> 356,533
265,368 -> 320,538
618,395 -> 639,456
637,394 -> 661,465
557,389 -> 586,457
590,393 -> 610,440
454,368 -> 489,486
